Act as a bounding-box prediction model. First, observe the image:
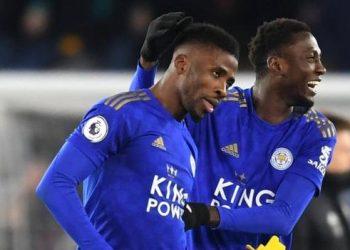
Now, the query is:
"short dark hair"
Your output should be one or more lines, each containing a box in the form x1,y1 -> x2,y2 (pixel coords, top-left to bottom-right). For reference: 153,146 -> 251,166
248,18 -> 310,77
173,23 -> 240,60
324,113 -> 350,131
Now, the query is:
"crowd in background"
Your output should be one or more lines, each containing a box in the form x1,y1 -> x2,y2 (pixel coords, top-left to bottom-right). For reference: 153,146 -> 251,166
0,0 -> 349,71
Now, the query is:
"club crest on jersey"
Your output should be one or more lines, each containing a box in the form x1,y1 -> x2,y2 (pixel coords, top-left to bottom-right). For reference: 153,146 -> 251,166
82,116 -> 108,143
152,136 -> 166,151
270,147 -> 293,170
221,143 -> 239,158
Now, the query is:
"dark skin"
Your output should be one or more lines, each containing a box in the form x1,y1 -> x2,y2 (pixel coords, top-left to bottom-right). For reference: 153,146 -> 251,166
143,32 -> 326,125
151,43 -> 238,122
147,43 -> 237,227
140,31 -> 327,229
253,32 -> 326,124
202,32 -> 327,232
198,32 -> 327,230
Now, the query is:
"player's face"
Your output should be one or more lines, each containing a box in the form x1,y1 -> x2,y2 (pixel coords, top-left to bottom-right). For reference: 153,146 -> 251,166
279,32 -> 326,108
180,48 -> 238,122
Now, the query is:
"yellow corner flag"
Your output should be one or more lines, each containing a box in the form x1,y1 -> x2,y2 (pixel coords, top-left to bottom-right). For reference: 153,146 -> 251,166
246,235 -> 286,250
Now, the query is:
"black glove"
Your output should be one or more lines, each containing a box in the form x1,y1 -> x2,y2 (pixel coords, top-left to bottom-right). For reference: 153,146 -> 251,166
140,12 -> 193,62
182,203 -> 210,231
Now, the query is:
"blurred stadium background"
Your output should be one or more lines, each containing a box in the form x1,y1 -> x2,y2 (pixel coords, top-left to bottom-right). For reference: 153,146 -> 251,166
0,0 -> 349,249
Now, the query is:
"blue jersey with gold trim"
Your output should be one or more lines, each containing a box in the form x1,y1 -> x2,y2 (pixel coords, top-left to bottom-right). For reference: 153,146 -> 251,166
186,86 -> 336,249
68,89 -> 197,249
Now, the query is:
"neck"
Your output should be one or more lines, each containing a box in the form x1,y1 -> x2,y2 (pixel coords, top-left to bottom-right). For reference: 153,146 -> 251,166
253,76 -> 293,124
150,73 -> 186,121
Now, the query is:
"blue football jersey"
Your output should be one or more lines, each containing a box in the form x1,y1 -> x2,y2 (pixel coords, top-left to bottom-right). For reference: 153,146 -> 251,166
185,87 -> 336,249
68,89 -> 197,249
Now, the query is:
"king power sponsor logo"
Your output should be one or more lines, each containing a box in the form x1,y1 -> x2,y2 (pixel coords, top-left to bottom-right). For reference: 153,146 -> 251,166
210,178 -> 275,208
146,175 -> 188,219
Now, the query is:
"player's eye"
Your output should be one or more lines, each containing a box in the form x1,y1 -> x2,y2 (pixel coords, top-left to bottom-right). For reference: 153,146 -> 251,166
212,71 -> 220,78
307,56 -> 315,63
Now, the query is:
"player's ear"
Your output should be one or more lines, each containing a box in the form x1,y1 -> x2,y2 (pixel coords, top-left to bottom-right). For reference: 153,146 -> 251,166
173,54 -> 189,75
267,55 -> 286,76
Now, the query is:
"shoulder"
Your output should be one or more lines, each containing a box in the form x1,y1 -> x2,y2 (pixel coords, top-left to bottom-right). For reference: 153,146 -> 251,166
82,90 -> 152,132
209,87 -> 250,123
103,90 -> 151,112
301,109 -> 336,140
221,86 -> 248,108
215,87 -> 249,115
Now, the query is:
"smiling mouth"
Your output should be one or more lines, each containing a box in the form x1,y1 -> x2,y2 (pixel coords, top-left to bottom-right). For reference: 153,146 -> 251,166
307,80 -> 321,94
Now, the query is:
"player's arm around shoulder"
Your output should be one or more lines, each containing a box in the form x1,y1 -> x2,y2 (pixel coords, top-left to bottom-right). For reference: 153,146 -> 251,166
130,60 -> 157,91
130,12 -> 192,91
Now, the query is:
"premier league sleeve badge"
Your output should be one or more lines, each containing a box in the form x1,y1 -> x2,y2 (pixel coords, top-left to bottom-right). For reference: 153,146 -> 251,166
82,116 -> 109,143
